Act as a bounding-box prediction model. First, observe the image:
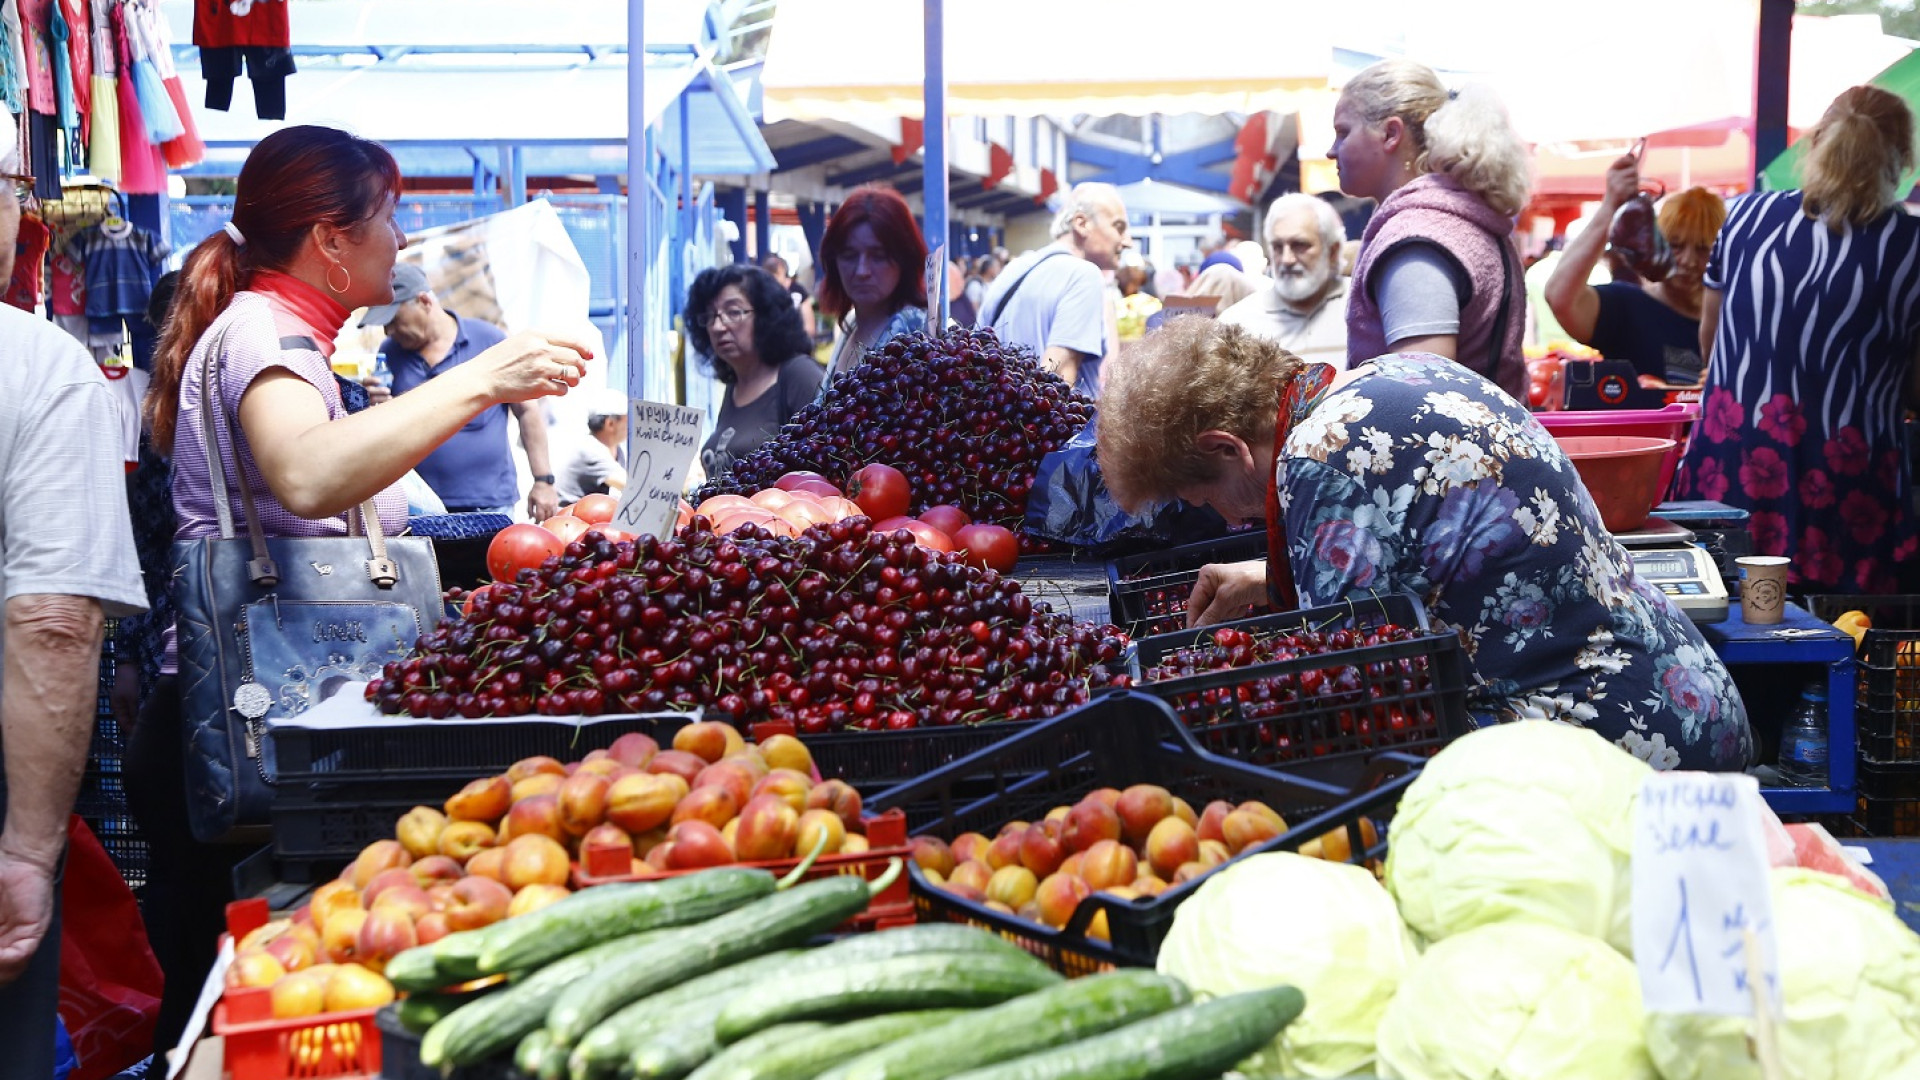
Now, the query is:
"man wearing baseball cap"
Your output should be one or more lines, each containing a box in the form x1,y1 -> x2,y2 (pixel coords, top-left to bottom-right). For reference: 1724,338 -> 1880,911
361,264 -> 561,520
557,390 -> 630,504
0,115 -> 149,1074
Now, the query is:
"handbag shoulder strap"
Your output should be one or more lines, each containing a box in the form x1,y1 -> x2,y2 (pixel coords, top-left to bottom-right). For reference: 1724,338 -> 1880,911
985,250 -> 1070,328
196,316 -> 398,588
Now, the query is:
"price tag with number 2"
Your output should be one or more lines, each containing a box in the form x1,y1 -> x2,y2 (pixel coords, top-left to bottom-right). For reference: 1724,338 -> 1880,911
611,400 -> 706,541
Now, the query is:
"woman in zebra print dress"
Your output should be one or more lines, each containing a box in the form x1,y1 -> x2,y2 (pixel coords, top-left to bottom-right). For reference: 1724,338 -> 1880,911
1672,86 -> 1920,594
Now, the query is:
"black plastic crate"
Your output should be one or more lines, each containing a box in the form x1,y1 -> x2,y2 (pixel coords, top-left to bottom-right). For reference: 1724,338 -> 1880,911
867,690 -> 1423,973
269,711 -> 695,877
1856,758 -> 1920,837
1131,594 -> 1472,782
376,1004 -> 516,1080
1105,532 -> 1268,638
1800,595 -> 1920,763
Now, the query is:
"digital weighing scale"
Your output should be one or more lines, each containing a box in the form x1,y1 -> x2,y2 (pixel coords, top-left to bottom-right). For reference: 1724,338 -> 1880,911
1617,517 -> 1730,623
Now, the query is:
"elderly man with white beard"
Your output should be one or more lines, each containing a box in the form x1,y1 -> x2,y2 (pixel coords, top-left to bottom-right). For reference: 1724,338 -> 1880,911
1218,193 -> 1350,368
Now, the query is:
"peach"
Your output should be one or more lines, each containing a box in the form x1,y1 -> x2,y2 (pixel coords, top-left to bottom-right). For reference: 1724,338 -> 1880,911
947,860 -> 994,894
1034,872 -> 1092,928
1299,818 -> 1378,863
984,900 -> 1016,915
445,776 -> 513,823
409,854 -> 464,887
646,749 -> 709,785
361,867 -> 418,909
840,834 -> 870,854
582,822 -> 633,853
665,821 -> 734,869
1198,839 -> 1232,867
576,758 -> 633,782
949,832 -> 992,865
631,827 -> 670,858
1237,801 -> 1287,833
734,794 -> 800,862
350,840 -> 412,889
444,875 -> 514,931
309,880 -> 362,930
369,883 -> 433,924
1044,805 -> 1072,825
943,881 -> 987,904
794,808 -> 846,857
227,949 -> 286,989
645,842 -> 677,872
505,794 -> 567,845
721,818 -> 740,850
1114,784 -> 1174,845
758,733 -> 814,775
1086,787 -> 1123,810
465,847 -> 508,882
806,779 -> 863,832
724,748 -> 770,778
996,820 -> 1031,838
750,770 -> 813,814
607,732 -> 660,770
237,917 -> 293,954
1173,861 -> 1211,885
1145,817 -> 1200,880
984,831 -> 1024,870
1196,800 -> 1234,845
1061,799 -> 1122,853
437,820 -> 497,863
1170,797 -> 1198,828
270,969 -> 329,1019
557,772 -> 612,836
354,907 -> 417,974
264,932 -> 316,973
502,834 -> 572,890
1059,852 -> 1085,879
673,721 -> 742,764
1019,826 -> 1065,878
1222,808 -> 1284,854
414,912 -> 451,946
323,965 -> 396,1012
607,772 -> 686,834
1080,840 -> 1138,892
693,761 -> 757,808
320,907 -> 368,963
508,883 -> 572,918
510,773 -> 564,804
671,785 -> 740,830
985,865 -> 1038,909
396,805 -> 449,859
505,755 -> 567,785
1132,874 -> 1169,898
909,836 -> 956,878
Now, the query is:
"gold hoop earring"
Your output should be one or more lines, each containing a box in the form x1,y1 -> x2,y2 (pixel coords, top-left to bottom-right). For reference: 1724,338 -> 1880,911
326,262 -> 352,294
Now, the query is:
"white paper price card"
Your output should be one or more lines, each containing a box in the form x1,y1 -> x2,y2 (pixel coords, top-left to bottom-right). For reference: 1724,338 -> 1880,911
611,400 -> 706,539
1631,771 -> 1781,1017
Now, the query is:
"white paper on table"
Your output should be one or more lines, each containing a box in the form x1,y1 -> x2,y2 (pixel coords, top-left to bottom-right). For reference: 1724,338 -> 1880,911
1843,844 -> 1874,866
270,682 -> 699,731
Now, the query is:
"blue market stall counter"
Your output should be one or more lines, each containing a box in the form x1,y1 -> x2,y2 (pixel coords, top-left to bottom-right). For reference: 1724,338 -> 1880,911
1700,601 -> 1857,816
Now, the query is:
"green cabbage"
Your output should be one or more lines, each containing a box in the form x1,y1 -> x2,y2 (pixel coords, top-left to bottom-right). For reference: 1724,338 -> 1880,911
1384,720 -> 1650,954
1375,920 -> 1656,1080
1156,853 -> 1416,1078
1645,868 -> 1920,1080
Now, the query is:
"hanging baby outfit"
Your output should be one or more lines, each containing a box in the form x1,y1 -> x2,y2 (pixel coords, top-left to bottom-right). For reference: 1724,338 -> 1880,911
193,0 -> 292,119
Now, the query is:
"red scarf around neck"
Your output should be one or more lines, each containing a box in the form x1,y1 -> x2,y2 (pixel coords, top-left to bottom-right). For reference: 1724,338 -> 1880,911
248,269 -> 351,358
1264,363 -> 1336,611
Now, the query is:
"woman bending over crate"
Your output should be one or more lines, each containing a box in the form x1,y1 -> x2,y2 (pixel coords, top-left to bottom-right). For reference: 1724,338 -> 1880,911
1096,318 -> 1753,772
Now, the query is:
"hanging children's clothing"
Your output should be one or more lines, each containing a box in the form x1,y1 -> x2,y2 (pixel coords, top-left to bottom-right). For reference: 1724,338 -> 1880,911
0,0 -> 27,114
193,0 -> 292,120
109,1 -> 164,194
65,217 -> 168,332
6,210 -> 51,311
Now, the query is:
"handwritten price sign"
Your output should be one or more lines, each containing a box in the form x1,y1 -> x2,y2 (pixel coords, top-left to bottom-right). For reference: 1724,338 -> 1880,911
611,400 -> 706,540
1631,772 -> 1781,1017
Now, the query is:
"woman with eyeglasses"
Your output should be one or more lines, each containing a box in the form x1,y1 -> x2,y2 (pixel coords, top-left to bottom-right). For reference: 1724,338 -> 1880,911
817,186 -> 931,384
689,264 -> 824,480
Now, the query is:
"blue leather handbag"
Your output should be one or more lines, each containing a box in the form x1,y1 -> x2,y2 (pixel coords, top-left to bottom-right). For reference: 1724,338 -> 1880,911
170,327 -> 442,843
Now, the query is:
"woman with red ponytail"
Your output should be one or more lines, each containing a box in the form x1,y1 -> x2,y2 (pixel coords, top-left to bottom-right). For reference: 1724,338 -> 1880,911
132,125 -> 594,1056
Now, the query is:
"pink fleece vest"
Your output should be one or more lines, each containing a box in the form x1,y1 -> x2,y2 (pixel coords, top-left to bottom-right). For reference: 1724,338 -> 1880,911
1347,173 -> 1528,401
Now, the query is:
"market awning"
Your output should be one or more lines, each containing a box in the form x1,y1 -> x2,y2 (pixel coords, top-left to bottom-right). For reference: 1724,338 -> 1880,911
1762,29 -> 1920,191
759,0 -> 1334,121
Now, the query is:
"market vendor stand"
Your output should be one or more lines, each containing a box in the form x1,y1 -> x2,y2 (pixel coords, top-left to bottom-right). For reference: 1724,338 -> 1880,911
1701,602 -> 1858,816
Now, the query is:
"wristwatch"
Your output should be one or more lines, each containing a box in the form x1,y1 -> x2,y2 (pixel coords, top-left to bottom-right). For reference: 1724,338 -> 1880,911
533,474 -> 556,485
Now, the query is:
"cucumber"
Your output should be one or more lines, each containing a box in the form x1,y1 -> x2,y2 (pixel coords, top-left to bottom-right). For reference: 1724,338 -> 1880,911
389,924 -> 500,992
421,931 -> 666,1067
481,869 -> 777,974
395,986 -> 497,1034
712,950 -> 1062,1044
944,986 -> 1308,1080
818,970 -> 1191,1080
577,925 -> 1023,1080
547,867 -> 894,1045
689,1011 -> 966,1080
567,950 -> 808,1080
517,1029 -> 558,1077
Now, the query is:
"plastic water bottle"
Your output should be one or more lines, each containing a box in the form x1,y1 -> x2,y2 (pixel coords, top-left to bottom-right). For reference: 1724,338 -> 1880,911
1777,684 -> 1830,788
373,351 -> 392,387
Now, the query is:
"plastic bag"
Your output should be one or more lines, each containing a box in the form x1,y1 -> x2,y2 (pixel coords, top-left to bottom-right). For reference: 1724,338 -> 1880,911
1023,416 -> 1231,553
58,817 -> 163,1080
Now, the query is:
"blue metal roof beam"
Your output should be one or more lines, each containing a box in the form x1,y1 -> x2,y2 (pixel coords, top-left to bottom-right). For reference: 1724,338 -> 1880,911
1068,134 -> 1239,194
772,135 -> 870,171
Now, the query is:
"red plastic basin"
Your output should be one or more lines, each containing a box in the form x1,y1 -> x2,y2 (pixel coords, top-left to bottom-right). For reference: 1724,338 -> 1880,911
1553,435 -> 1678,534
1535,404 -> 1697,500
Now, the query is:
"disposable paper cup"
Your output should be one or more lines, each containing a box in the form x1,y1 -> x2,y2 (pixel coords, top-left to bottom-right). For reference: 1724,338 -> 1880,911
1737,556 -> 1790,625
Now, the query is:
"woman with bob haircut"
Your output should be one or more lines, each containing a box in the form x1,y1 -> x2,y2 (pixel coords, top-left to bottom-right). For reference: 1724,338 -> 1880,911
136,124 -> 590,1055
1672,85 -> 1920,594
1545,150 -> 1726,384
1095,318 -> 1753,772
1330,59 -> 1532,399
686,263 -> 823,479
816,185 -> 930,383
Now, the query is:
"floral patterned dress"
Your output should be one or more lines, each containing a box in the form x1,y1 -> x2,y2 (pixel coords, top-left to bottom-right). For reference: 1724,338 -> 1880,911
1278,354 -> 1754,770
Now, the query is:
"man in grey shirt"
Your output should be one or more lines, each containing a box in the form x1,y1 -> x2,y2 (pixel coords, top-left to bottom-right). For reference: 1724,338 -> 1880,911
981,183 -> 1131,396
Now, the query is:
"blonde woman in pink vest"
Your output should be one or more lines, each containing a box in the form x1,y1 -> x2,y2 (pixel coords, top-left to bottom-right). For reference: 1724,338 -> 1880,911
1330,59 -> 1531,400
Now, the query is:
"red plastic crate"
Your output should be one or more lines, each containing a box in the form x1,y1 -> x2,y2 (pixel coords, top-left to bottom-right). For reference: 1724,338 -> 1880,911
212,899 -> 383,1080
572,809 -> 917,930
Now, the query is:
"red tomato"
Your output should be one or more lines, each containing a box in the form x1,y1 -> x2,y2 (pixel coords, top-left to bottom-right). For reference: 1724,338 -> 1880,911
785,478 -> 843,499
848,463 -> 912,521
676,498 -> 695,529
486,523 -> 564,582
953,523 -> 1019,572
871,516 -> 918,533
586,525 -> 634,543
773,470 -> 839,495
461,583 -> 499,617
543,514 -> 594,544
875,519 -> 951,552
918,504 -> 972,536
571,493 -> 619,524
777,500 -> 836,530
817,496 -> 864,521
749,488 -> 795,510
